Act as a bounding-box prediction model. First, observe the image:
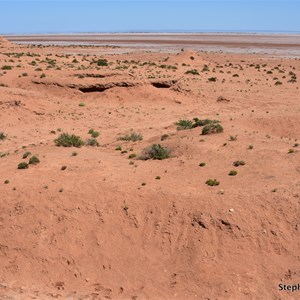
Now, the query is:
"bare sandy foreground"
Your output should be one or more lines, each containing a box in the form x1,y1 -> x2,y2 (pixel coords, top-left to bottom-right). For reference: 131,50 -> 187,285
6,33 -> 300,56
0,36 -> 300,299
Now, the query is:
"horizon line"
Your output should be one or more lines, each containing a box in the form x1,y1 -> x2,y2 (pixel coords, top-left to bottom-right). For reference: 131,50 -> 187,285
3,29 -> 300,36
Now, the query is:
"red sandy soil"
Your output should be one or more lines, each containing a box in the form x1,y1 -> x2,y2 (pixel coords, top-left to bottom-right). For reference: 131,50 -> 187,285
0,37 -> 300,299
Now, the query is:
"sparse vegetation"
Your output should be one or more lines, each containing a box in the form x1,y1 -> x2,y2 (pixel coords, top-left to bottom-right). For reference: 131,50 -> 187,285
119,132 -> 143,142
205,179 -> 220,186
175,119 -> 193,130
228,170 -> 238,176
23,151 -> 31,159
96,59 -> 108,66
1,65 -> 12,70
233,160 -> 245,167
202,123 -> 224,135
208,77 -> 217,82
175,118 -> 220,131
55,133 -> 84,147
185,69 -> 199,75
141,144 -> 171,160
88,129 -> 100,138
86,138 -> 99,147
0,132 -> 6,141
18,162 -> 29,169
29,156 -> 40,165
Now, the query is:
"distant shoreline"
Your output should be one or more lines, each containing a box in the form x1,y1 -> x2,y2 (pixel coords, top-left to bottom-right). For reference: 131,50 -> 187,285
5,33 -> 300,56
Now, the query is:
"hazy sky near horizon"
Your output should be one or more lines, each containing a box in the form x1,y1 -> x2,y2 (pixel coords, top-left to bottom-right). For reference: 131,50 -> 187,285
0,0 -> 299,34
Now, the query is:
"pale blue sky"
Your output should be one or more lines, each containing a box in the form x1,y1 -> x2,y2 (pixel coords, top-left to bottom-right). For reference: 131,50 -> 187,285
0,0 -> 299,34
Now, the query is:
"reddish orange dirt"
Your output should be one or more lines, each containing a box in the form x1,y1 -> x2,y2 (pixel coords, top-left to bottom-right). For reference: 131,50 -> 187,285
0,36 -> 300,299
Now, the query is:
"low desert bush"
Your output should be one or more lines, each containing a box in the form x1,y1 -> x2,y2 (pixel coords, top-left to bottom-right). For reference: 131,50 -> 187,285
141,144 -> 171,160
1,65 -> 12,70
175,119 -> 193,130
206,179 -> 220,186
97,59 -> 108,66
29,156 -> 40,165
86,138 -> 99,147
208,77 -> 217,82
202,123 -> 224,135
18,162 -> 29,169
0,132 -> 6,140
228,170 -> 238,176
119,132 -> 143,142
55,133 -> 84,147
23,151 -> 31,159
175,118 -> 219,131
233,160 -> 245,167
88,129 -> 100,138
185,69 -> 199,75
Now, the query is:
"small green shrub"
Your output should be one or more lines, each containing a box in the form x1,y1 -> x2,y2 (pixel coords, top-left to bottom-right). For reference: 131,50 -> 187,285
161,134 -> 169,141
97,59 -> 108,66
0,132 -> 6,140
206,179 -> 220,186
115,146 -> 122,151
142,144 -> 171,160
1,65 -> 12,70
18,162 -> 29,169
128,153 -> 137,159
23,151 -> 31,159
55,133 -> 84,147
202,65 -> 209,72
199,162 -> 206,167
175,119 -> 193,130
208,77 -> 217,82
185,69 -> 199,75
228,170 -> 238,176
29,156 -> 40,165
86,138 -> 99,147
193,118 -> 219,127
175,118 -> 219,131
79,102 -> 86,107
119,132 -> 143,142
90,130 -> 100,138
202,123 -> 224,135
233,160 -> 245,167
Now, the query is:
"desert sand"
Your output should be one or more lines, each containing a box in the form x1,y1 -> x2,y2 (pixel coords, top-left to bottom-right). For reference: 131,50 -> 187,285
0,35 -> 300,299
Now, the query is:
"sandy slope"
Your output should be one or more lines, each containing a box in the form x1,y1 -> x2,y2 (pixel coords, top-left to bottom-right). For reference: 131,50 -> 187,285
0,38 -> 300,299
